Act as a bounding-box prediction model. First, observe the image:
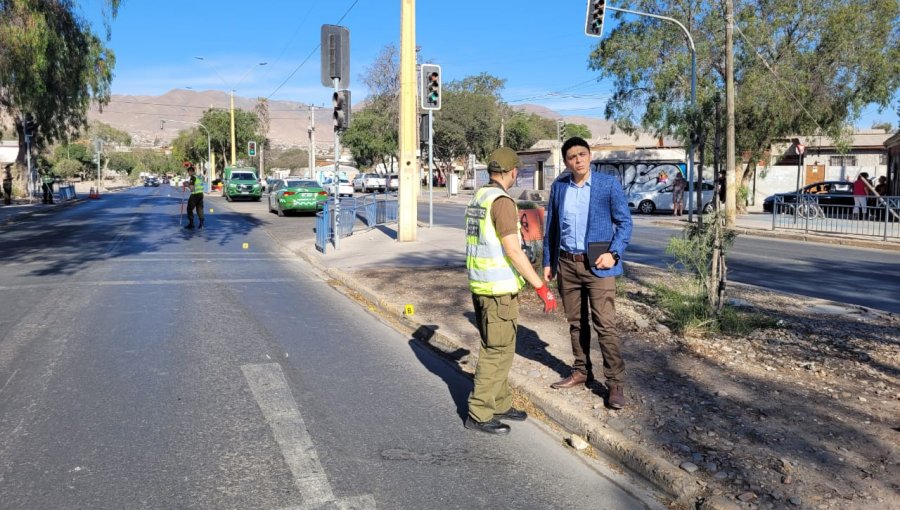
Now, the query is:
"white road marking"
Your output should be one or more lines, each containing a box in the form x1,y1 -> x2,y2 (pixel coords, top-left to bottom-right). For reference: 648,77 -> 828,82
0,278 -> 319,291
241,363 -> 376,510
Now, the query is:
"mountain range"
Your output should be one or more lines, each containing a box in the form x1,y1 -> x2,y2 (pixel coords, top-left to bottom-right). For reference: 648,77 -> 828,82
87,89 -> 617,150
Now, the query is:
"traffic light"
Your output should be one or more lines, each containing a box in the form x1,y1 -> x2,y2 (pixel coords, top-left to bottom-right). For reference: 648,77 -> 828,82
557,120 -> 567,142
419,113 -> 430,144
333,89 -> 351,131
420,64 -> 441,111
248,141 -> 257,157
585,0 -> 607,38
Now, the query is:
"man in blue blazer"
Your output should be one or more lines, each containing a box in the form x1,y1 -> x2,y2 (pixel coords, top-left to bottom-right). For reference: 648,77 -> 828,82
542,137 -> 633,409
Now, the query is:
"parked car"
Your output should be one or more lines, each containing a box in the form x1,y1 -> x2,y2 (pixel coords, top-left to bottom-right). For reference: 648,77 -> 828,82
268,178 -> 329,216
224,170 -> 262,201
352,173 -> 386,193
628,181 -> 715,214
386,174 -> 399,192
762,181 -> 854,212
323,177 -> 354,197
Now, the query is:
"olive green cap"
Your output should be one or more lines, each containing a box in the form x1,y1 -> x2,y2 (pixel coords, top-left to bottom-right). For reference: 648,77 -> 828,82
487,147 -> 521,173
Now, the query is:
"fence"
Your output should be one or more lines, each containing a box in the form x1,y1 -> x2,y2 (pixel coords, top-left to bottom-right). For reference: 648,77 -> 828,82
316,193 -> 399,253
771,195 -> 900,240
57,184 -> 77,202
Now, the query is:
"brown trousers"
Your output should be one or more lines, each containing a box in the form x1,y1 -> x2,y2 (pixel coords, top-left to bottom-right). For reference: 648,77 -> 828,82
557,257 -> 624,382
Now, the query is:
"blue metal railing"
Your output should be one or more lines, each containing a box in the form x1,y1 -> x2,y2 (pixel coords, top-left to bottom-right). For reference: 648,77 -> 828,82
316,193 -> 399,253
771,195 -> 899,241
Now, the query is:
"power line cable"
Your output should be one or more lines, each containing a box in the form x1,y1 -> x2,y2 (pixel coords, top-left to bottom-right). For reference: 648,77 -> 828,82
265,0 -> 361,100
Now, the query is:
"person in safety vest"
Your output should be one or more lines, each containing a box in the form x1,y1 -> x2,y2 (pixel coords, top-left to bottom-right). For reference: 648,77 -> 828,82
41,169 -> 54,204
543,137 -> 633,410
464,147 -> 558,435
184,166 -> 205,229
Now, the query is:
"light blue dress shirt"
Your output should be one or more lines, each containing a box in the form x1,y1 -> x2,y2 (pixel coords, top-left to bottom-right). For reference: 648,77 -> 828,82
560,173 -> 591,253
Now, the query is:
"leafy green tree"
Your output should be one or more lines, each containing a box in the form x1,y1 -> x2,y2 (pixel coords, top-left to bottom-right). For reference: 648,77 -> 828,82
342,107 -> 398,170
53,158 -> 85,180
52,142 -> 92,168
0,0 -> 120,187
434,82 -> 503,165
105,152 -> 135,175
871,121 -> 892,132
194,108 -> 259,174
504,113 -> 556,151
88,121 -> 131,147
564,123 -> 592,140
589,0 -> 899,190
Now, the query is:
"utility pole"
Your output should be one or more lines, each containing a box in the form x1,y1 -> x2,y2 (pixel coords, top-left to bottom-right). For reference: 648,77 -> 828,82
308,105 -> 316,178
500,117 -> 505,147
398,0 -> 417,241
230,90 -> 237,167
725,0 -> 736,226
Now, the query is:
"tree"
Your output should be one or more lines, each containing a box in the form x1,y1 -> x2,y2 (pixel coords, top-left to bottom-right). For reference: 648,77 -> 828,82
871,121 -> 893,132
342,107 -> 398,171
504,113 -> 556,151
564,123 -> 592,140
0,1 -> 120,189
255,97 -> 270,178
53,158 -> 86,180
194,108 -> 259,173
88,120 -> 131,147
589,0 -> 899,200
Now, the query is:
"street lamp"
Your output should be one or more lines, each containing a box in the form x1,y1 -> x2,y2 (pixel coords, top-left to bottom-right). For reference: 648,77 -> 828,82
193,57 -> 266,167
161,119 -> 212,189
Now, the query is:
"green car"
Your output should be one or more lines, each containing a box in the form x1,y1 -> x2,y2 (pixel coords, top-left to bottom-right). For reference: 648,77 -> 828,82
268,178 -> 329,216
224,168 -> 262,201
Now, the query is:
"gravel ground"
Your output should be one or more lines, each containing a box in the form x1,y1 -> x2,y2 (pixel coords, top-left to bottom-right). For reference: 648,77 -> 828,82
351,263 -> 899,510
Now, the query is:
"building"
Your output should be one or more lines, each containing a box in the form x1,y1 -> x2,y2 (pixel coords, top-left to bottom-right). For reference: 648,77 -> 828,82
752,129 -> 891,205
885,131 -> 900,197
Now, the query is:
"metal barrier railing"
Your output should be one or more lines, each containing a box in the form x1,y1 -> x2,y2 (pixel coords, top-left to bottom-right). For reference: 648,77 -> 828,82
57,184 -> 77,202
772,195 -> 900,240
316,194 -> 399,253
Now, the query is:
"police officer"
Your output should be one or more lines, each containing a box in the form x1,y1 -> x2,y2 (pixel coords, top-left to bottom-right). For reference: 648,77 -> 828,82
41,169 -> 54,204
2,164 -> 12,205
464,147 -> 558,435
184,166 -> 205,229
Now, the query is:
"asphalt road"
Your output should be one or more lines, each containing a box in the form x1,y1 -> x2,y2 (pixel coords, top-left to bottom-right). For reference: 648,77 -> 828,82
0,186 -> 662,510
422,202 -> 900,313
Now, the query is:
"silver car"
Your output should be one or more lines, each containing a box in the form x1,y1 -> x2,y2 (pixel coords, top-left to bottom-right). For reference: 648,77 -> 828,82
628,181 -> 716,214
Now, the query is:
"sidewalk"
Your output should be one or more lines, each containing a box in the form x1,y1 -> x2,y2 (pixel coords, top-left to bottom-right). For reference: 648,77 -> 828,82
286,221 -> 899,510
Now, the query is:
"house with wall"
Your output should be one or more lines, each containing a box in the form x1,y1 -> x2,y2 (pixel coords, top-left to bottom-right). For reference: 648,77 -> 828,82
751,129 -> 891,205
884,131 -> 900,197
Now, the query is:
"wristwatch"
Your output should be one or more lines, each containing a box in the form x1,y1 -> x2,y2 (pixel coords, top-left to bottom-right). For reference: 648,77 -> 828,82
608,251 -> 620,265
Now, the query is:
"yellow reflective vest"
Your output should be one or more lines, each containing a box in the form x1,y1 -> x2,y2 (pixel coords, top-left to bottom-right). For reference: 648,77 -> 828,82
191,175 -> 204,195
465,186 -> 525,295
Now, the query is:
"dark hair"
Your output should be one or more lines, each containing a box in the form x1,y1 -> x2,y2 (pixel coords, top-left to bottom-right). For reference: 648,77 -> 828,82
561,137 -> 590,159
859,172 -> 869,179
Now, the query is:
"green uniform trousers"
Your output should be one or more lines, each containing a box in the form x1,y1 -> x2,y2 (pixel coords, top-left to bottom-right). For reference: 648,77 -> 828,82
467,292 -> 519,423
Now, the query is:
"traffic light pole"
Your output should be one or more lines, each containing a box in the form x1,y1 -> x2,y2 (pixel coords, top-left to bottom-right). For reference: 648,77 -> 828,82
606,6 -> 696,221
428,109 -> 434,227
333,77 -> 341,250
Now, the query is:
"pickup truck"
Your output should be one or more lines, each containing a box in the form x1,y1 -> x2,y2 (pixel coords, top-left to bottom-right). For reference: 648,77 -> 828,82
352,173 -> 386,193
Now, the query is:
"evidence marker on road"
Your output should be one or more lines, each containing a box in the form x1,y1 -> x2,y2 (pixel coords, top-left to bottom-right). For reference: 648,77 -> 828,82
241,363 -> 376,510
243,243 -> 249,249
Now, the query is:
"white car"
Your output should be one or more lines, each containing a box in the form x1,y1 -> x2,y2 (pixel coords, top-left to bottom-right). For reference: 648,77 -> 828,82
628,181 -> 716,214
324,177 -> 354,197
352,173 -> 386,193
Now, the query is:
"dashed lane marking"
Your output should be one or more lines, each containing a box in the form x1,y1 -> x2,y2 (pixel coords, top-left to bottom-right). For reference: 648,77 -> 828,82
241,363 -> 376,510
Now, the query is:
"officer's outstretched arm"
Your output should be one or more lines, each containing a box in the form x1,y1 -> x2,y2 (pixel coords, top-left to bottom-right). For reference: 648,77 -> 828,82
500,233 -> 544,289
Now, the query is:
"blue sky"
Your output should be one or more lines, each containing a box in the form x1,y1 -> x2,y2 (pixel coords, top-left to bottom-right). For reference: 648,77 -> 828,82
79,0 -> 895,128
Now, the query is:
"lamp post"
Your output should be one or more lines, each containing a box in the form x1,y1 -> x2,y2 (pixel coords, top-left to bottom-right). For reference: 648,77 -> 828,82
161,119 -> 212,189
193,57 -> 266,167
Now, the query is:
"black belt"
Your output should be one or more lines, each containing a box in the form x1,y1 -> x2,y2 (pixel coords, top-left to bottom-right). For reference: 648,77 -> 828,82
559,250 -> 586,262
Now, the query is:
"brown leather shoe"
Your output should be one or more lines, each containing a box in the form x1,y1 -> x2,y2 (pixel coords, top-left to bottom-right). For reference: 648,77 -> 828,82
550,371 -> 589,389
607,383 -> 625,409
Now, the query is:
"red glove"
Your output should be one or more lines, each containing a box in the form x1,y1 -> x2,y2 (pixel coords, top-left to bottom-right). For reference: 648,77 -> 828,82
535,284 -> 558,313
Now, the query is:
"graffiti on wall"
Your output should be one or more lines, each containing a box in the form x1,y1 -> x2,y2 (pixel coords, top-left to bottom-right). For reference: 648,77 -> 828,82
593,161 -> 686,194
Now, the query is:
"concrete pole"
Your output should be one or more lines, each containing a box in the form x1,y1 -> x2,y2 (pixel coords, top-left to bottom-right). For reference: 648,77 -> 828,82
428,109 -> 434,227
397,0 -> 418,242
308,105 -> 316,178
333,79 -> 342,250
230,90 -> 237,167
725,0 -> 737,226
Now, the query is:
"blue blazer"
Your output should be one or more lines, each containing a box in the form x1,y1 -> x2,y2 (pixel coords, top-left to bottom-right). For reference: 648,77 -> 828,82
542,170 -> 633,278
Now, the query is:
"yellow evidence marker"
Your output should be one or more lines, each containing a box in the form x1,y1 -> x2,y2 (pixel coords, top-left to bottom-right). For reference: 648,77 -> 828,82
209,208 -> 214,213
242,243 -> 249,249
404,304 -> 415,316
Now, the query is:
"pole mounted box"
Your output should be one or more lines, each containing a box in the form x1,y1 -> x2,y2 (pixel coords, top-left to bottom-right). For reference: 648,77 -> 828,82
585,0 -> 607,38
321,25 -> 350,87
420,64 -> 441,111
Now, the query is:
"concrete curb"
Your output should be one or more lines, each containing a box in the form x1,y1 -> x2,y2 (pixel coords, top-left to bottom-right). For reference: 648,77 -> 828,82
648,219 -> 900,252
0,198 -> 85,226
292,245 -> 699,503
